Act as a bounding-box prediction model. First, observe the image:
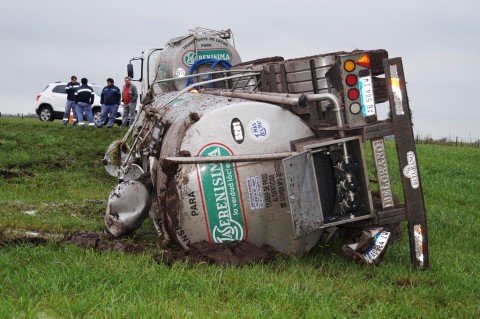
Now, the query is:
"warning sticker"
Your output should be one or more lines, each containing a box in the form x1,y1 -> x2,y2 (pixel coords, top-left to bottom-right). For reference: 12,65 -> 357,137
246,176 -> 265,210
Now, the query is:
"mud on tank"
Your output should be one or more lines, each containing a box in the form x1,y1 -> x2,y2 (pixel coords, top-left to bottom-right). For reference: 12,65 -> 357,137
105,84 -> 378,255
105,45 -> 372,255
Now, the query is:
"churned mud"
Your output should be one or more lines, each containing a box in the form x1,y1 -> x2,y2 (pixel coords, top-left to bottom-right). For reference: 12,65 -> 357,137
63,231 -> 146,253
2,192 -> 400,266
0,231 -> 145,254
155,241 -> 275,266
1,230 -> 275,266
0,159 -> 75,179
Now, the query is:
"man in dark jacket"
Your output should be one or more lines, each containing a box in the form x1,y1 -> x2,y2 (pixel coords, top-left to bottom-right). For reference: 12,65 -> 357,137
74,78 -> 96,128
63,75 -> 80,126
99,78 -> 121,128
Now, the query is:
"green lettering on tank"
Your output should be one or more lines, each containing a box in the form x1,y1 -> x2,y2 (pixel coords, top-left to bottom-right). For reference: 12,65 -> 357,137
184,50 -> 232,67
198,145 -> 245,243
159,63 -> 167,79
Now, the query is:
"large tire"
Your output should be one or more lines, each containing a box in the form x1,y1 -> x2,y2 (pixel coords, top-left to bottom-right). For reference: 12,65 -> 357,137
39,106 -> 54,121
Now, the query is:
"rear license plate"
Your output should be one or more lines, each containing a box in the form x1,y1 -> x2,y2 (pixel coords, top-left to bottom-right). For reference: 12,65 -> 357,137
359,75 -> 376,117
364,231 -> 391,262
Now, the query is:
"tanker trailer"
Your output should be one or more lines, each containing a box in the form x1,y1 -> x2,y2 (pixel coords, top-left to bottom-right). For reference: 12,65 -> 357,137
126,28 -> 241,99
103,31 -> 429,268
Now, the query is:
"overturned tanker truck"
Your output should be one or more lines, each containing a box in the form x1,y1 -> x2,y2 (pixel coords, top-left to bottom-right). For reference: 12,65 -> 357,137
103,28 -> 429,268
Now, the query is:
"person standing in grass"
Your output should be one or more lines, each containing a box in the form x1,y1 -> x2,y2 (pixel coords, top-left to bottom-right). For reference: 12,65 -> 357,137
63,75 -> 80,126
74,78 -> 96,128
121,77 -> 138,128
98,78 -> 121,128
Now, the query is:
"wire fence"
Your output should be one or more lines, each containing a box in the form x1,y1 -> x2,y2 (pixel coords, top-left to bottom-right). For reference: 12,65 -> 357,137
2,112 -> 478,148
416,135 -> 480,148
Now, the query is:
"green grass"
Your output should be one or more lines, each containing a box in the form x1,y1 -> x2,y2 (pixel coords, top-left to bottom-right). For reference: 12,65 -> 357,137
1,117 -> 480,318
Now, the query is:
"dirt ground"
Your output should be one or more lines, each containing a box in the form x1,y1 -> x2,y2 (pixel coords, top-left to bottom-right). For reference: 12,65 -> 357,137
0,230 -> 275,266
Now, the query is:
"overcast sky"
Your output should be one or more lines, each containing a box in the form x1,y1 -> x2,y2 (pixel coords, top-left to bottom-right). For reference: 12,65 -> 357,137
1,0 -> 478,141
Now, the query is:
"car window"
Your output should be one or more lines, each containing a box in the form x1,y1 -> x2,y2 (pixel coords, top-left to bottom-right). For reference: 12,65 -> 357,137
52,85 -> 67,94
91,86 -> 103,96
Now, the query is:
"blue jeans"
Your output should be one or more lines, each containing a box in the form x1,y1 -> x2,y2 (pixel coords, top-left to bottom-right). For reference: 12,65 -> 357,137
99,104 -> 119,127
62,100 -> 77,125
76,102 -> 95,127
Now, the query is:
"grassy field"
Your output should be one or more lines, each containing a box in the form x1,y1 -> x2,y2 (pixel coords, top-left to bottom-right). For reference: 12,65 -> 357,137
1,117 -> 479,318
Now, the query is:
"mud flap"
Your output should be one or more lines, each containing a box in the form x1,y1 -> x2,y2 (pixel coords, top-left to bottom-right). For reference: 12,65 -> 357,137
384,58 -> 429,268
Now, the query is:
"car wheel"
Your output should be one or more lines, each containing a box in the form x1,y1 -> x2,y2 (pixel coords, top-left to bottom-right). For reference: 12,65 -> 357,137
39,106 -> 54,121
93,109 -> 102,125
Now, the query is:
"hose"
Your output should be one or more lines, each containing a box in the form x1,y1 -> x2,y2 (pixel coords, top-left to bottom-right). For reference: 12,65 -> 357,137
185,58 -> 232,87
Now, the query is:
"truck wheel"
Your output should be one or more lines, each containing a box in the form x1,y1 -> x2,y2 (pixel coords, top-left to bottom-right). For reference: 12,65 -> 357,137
39,106 -> 54,121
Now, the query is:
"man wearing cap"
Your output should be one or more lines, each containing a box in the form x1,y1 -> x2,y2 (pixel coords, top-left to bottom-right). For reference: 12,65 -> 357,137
99,78 -> 121,128
74,78 -> 96,128
63,75 -> 79,126
121,77 -> 138,128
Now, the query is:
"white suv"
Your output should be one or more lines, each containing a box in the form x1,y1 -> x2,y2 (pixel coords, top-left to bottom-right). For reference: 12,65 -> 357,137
35,82 -> 123,125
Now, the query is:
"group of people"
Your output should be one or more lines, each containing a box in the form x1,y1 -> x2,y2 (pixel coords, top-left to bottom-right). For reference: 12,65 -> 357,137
63,76 -> 138,128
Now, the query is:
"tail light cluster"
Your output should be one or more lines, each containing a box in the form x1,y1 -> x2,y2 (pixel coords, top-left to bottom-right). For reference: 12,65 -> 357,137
327,52 -> 377,128
345,54 -> 375,117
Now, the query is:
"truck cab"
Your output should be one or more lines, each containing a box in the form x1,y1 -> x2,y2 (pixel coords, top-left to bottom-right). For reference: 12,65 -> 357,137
128,48 -> 163,105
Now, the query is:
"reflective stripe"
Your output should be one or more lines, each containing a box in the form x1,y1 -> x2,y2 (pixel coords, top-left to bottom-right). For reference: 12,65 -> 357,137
77,88 -> 93,93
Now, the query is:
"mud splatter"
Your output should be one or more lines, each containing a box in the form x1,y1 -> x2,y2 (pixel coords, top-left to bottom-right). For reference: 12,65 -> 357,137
62,231 -> 145,253
2,230 -> 276,266
153,240 -> 275,266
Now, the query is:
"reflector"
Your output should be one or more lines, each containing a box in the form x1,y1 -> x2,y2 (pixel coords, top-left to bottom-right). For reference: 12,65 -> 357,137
344,60 -> 355,72
349,102 -> 361,114
356,54 -> 371,69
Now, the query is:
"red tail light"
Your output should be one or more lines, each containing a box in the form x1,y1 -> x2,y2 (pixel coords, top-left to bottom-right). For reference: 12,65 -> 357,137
347,88 -> 359,100
36,95 -> 41,101
345,74 -> 358,86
